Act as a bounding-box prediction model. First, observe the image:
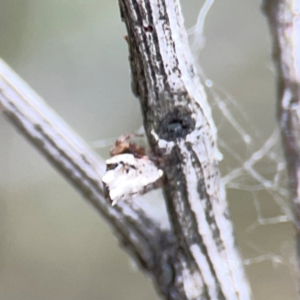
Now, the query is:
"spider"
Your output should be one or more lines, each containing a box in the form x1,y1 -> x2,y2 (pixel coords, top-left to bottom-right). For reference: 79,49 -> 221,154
102,134 -> 163,205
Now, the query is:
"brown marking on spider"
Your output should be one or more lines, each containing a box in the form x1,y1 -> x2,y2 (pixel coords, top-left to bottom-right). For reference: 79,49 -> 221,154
109,134 -> 146,158
102,134 -> 164,205
110,134 -> 163,165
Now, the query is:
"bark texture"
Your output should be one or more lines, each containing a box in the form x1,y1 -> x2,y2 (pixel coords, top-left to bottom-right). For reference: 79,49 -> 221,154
119,0 -> 251,299
262,0 -> 300,287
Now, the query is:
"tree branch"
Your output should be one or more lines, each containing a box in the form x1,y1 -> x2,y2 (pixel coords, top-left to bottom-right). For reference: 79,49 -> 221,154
119,0 -> 251,299
0,58 -> 176,297
0,0 -> 252,298
262,0 -> 300,284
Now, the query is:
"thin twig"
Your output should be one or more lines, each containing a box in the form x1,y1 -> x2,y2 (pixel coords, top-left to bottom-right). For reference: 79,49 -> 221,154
262,0 -> 300,287
0,58 -> 176,298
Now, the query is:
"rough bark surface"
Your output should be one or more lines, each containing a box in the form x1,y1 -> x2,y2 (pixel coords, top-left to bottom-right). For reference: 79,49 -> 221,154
262,0 -> 300,287
119,0 -> 251,299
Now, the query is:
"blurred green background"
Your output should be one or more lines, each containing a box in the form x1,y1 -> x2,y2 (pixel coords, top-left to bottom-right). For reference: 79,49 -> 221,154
0,1 -> 297,299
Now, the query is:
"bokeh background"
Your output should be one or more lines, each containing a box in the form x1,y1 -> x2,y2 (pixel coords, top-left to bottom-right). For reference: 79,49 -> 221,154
0,1 -> 297,299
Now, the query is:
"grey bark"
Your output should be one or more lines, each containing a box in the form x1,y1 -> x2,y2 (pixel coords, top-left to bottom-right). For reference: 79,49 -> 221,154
119,0 -> 251,299
262,0 -> 300,290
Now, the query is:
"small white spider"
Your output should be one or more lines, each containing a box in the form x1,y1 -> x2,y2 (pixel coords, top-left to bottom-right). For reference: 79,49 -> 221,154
102,134 -> 163,206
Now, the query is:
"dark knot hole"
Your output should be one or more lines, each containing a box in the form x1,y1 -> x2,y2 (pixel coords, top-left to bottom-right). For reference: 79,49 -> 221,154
158,108 -> 195,141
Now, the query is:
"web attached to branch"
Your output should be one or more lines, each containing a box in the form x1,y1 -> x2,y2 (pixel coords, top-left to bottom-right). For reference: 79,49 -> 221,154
188,0 -> 295,279
209,85 -> 291,225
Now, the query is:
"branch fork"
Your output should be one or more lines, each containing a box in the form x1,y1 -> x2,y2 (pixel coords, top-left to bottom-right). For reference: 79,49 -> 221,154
0,0 -> 252,299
